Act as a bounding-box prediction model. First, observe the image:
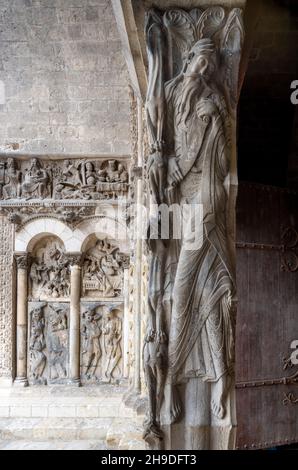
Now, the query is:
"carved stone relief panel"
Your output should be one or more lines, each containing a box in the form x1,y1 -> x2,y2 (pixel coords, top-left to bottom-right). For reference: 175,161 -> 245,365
2,204 -> 96,232
0,157 -> 129,202
82,238 -> 129,299
143,5 -> 244,449
0,216 -> 14,379
29,237 -> 70,301
127,264 -> 135,386
80,302 -> 123,384
28,302 -> 69,385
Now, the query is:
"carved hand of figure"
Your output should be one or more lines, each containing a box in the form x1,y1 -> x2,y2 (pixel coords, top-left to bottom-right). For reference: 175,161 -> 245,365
145,328 -> 156,343
167,158 -> 183,187
155,330 -> 167,344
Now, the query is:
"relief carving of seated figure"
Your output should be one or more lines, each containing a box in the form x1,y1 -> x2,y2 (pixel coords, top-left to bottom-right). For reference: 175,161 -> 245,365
97,164 -> 107,182
22,158 -> 50,199
84,162 -> 97,187
117,163 -> 128,183
55,160 -> 82,199
3,158 -> 22,199
97,161 -> 128,198
101,254 -> 122,296
106,160 -> 121,183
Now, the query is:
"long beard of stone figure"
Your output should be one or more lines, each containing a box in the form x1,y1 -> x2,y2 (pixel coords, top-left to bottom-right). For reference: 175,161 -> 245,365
143,6 -> 244,451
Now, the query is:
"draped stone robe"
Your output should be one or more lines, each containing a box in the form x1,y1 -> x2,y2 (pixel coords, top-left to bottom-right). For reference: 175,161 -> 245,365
160,77 -> 236,449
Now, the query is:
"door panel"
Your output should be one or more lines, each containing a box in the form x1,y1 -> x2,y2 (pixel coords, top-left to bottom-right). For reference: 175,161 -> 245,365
235,183 -> 298,449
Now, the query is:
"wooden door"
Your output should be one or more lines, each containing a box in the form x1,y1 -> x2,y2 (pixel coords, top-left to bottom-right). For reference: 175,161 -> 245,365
235,182 -> 298,449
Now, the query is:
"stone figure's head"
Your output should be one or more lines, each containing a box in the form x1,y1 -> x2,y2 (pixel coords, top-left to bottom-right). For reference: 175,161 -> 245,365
32,307 -> 43,322
84,308 -> 95,322
179,39 -> 217,129
108,160 -> 116,171
85,162 -> 94,172
30,158 -> 39,169
184,38 -> 216,80
96,239 -> 104,250
49,307 -> 66,331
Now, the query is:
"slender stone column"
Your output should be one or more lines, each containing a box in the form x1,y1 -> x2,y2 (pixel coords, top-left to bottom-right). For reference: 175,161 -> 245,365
133,97 -> 144,394
14,253 -> 29,387
67,253 -> 82,386
123,268 -> 130,378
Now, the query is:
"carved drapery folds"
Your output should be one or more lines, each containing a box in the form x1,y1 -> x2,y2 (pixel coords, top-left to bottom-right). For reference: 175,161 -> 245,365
0,217 -> 13,380
0,157 -> 129,202
28,302 -> 69,385
29,238 -> 70,300
80,304 -> 123,383
143,6 -> 244,450
82,239 -> 129,299
25,236 -> 126,386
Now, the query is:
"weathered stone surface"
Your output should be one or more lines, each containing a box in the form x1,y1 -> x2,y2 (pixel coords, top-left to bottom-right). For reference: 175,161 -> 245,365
0,156 -> 129,202
0,216 -> 13,381
143,4 -> 244,450
0,0 -> 131,156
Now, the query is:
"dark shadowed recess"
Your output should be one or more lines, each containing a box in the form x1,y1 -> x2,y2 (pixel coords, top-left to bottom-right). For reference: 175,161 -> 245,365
238,0 -> 298,188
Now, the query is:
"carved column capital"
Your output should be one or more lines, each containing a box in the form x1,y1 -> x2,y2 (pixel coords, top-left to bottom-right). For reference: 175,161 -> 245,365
65,253 -> 83,267
14,253 -> 30,270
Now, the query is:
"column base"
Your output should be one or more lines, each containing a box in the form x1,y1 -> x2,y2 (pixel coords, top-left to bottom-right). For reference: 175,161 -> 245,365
14,377 -> 29,387
68,378 -> 81,387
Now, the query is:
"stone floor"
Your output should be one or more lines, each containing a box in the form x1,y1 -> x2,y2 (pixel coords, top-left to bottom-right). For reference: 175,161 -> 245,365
0,440 -> 107,450
0,384 -> 145,450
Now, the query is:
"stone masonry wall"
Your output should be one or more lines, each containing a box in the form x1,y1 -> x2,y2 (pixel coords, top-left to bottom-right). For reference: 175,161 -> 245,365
0,0 -> 131,156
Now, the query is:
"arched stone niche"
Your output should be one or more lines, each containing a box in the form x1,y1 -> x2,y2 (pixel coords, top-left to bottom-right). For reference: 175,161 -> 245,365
13,216 -> 130,387
79,233 -> 129,384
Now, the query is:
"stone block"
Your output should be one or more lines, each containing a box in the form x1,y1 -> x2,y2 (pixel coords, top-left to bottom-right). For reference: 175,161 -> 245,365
10,406 -> 31,418
68,24 -> 82,40
56,8 -> 86,24
30,7 -> 57,25
58,125 -> 79,139
85,6 -> 99,22
0,407 -> 9,417
31,406 -> 48,418
98,404 -> 120,418
48,405 -> 76,418
76,405 -> 99,418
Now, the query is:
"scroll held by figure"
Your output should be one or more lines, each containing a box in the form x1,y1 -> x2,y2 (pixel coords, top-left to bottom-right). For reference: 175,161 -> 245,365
143,6 -> 244,450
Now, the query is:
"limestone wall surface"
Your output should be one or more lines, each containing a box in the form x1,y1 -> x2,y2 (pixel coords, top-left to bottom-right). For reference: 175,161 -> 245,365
0,0 -> 131,156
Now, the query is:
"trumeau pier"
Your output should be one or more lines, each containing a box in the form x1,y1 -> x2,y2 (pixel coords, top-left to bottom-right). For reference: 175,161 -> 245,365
113,0 -> 246,450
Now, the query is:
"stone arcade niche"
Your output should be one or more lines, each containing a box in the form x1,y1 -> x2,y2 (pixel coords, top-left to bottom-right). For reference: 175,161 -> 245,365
25,234 -> 130,387
28,302 -> 69,386
80,304 -> 123,384
28,237 -> 70,385
80,236 -> 129,384
29,237 -> 70,301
